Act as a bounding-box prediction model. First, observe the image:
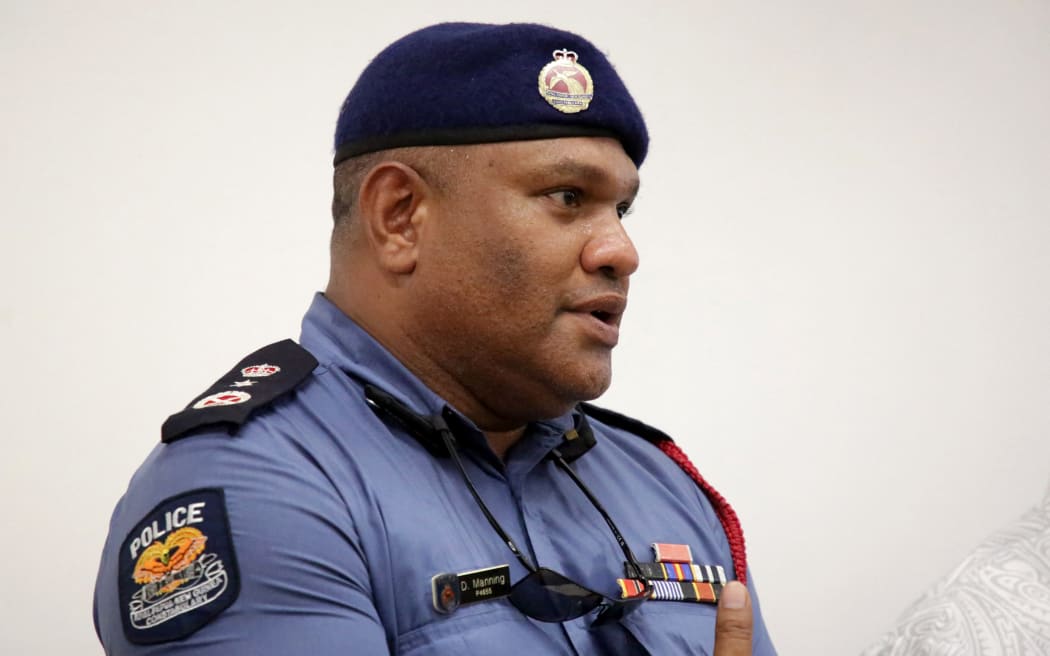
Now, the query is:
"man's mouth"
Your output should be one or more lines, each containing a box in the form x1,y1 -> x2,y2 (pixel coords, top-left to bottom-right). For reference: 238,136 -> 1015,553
565,293 -> 627,346
568,293 -> 627,324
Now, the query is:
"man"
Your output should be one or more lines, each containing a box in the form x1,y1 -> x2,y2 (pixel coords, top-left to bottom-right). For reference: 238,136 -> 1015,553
94,22 -> 775,655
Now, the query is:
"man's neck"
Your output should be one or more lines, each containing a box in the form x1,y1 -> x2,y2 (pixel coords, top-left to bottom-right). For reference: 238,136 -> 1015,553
326,286 -> 539,457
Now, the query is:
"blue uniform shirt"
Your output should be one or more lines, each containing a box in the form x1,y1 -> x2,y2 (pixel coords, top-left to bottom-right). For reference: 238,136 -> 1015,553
94,293 -> 776,654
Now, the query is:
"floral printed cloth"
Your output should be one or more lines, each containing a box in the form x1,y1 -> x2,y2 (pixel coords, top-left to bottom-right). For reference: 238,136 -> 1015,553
863,483 -> 1050,655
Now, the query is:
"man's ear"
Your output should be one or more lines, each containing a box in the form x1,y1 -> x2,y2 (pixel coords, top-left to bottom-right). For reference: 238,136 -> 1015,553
356,161 -> 431,274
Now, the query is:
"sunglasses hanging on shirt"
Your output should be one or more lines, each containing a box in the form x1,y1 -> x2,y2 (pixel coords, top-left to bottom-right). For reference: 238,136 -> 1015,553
363,384 -> 652,626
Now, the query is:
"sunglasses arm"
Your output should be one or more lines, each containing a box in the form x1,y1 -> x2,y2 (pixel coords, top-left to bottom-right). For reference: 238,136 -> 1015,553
549,449 -> 648,582
433,413 -> 540,574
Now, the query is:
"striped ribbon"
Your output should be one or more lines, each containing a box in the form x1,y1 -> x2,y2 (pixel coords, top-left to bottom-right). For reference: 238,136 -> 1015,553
631,561 -> 727,584
617,578 -> 722,604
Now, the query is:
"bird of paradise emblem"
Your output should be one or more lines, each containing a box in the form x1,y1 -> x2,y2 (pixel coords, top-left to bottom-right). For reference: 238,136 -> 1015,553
132,527 -> 208,596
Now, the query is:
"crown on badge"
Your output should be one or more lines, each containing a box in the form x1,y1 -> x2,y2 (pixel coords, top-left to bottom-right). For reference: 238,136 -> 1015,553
553,48 -> 578,62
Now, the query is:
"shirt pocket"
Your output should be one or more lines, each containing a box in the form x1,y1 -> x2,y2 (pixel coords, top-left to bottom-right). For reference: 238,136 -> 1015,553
620,600 -> 718,656
396,602 -> 571,656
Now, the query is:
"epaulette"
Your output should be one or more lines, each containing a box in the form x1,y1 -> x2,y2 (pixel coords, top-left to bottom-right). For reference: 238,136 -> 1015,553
579,402 -> 674,446
161,339 -> 318,443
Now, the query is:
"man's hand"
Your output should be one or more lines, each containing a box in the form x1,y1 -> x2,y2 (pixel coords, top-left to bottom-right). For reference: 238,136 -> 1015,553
713,581 -> 753,655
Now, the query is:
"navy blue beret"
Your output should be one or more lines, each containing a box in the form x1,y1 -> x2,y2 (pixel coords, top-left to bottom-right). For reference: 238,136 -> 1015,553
333,22 -> 649,167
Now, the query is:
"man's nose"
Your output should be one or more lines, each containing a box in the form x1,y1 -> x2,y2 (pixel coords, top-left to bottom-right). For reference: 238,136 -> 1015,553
580,216 -> 640,279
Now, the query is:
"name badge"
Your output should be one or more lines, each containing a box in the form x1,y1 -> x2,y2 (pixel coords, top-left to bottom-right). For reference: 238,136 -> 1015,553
431,564 -> 512,615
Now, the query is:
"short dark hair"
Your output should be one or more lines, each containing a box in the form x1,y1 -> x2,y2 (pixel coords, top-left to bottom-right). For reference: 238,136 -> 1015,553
330,148 -> 455,231
331,152 -> 384,227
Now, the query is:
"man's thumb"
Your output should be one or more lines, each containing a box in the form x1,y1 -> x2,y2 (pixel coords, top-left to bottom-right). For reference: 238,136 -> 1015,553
713,580 -> 753,656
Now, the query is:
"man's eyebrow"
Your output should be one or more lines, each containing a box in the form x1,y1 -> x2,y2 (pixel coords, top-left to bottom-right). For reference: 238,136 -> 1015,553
543,159 -> 641,198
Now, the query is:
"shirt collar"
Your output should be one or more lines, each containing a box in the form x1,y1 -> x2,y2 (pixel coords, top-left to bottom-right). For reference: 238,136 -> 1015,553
299,292 -> 443,419
298,293 -> 592,463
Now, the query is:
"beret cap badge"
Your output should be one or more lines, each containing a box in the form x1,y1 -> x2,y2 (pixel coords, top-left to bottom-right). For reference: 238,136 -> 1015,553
538,49 -> 594,114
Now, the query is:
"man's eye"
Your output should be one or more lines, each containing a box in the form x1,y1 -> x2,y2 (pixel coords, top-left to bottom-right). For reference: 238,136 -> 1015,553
549,189 -> 582,207
617,204 -> 633,220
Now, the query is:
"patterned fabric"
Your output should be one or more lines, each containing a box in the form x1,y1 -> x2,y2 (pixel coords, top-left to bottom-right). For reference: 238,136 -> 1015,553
862,483 -> 1050,655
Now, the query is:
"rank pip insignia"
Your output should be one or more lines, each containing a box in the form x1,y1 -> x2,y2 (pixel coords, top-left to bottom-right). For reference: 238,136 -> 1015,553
160,339 -> 318,444
241,364 -> 280,378
192,391 -> 251,409
538,49 -> 594,113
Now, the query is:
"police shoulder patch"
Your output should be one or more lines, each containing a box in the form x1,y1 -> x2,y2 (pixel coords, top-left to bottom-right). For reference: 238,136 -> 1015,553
579,402 -> 674,447
161,339 -> 318,443
118,489 -> 239,645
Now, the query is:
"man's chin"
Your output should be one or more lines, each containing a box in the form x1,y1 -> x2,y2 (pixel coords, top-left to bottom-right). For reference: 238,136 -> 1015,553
553,364 -> 613,406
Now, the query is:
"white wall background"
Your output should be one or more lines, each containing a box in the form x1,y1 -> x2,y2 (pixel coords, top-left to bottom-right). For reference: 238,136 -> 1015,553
3,1 -> 1048,653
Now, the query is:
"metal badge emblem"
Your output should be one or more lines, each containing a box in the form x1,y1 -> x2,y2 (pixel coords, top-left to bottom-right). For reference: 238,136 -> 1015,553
537,49 -> 594,114
431,573 -> 461,615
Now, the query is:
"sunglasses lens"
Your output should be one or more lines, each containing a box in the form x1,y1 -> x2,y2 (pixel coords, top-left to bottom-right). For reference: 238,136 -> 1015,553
508,568 -> 650,624
591,594 -> 646,626
508,568 -> 605,622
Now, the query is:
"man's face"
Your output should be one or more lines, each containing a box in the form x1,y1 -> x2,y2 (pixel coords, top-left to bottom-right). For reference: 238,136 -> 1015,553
405,136 -> 640,425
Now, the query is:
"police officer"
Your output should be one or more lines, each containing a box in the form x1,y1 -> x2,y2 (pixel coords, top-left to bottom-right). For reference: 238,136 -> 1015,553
94,22 -> 776,655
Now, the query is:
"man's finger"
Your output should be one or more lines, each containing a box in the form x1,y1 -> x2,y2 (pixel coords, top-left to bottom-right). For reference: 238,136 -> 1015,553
713,580 -> 753,656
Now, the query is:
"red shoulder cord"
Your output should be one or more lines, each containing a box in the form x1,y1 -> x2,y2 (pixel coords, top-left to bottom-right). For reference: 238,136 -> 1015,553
656,440 -> 748,585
